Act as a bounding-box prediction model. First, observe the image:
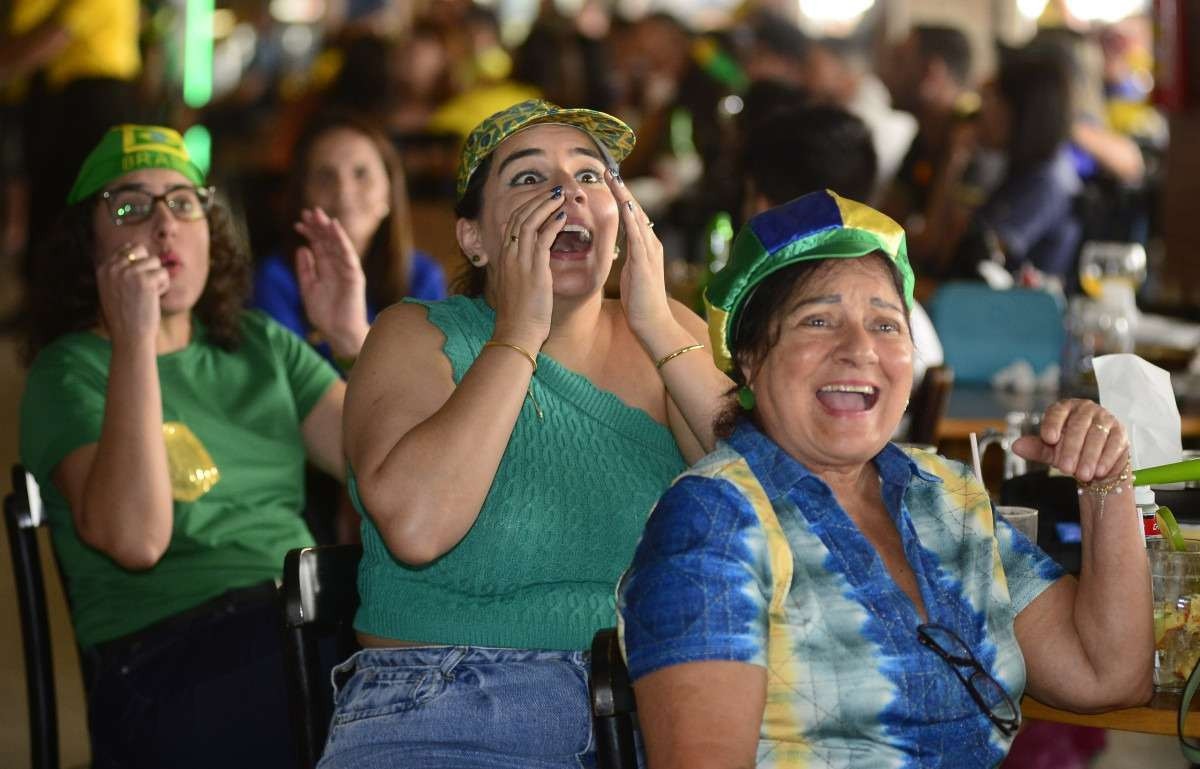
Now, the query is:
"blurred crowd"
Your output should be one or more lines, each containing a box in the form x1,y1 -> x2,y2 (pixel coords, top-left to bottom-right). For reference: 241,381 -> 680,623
0,0 -> 1169,319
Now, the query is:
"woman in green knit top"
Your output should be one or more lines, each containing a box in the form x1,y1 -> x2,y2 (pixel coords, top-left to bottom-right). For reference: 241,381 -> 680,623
326,100 -> 730,766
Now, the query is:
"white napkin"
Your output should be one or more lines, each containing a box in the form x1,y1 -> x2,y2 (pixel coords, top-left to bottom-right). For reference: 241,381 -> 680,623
1093,353 -> 1182,504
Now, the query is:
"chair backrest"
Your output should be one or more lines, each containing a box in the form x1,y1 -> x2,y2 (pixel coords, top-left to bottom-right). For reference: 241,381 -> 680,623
280,543 -> 362,769
590,627 -> 639,769
907,364 -> 955,445
928,282 -> 1065,385
5,464 -> 59,769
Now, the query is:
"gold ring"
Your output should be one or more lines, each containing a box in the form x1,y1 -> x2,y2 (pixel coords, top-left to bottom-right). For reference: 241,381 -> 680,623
647,220 -> 655,229
1094,422 -> 1111,434
125,251 -> 139,263
509,234 -> 518,243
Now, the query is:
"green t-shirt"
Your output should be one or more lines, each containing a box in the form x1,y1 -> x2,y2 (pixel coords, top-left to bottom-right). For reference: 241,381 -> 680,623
19,311 -> 339,647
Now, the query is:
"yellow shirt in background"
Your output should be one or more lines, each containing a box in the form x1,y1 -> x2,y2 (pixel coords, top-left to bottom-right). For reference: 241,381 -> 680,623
10,0 -> 140,88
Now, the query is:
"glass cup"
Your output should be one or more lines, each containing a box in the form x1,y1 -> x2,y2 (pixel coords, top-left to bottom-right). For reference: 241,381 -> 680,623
1149,539 -> 1200,691
996,505 -> 1038,543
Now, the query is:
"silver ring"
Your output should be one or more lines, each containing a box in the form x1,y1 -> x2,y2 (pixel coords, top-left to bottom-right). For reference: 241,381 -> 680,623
1094,422 -> 1111,435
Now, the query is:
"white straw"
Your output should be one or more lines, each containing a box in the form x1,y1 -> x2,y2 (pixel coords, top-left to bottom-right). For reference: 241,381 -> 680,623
969,432 -> 984,482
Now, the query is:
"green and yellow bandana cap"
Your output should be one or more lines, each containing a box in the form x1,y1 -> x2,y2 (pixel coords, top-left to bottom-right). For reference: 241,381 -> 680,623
456,99 -> 636,201
704,189 -> 914,373
67,124 -> 206,205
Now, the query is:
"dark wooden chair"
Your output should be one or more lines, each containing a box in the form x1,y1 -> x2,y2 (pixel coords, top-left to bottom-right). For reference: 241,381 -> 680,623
5,464 -> 60,769
907,364 -> 955,446
280,544 -> 362,769
590,627 -> 639,769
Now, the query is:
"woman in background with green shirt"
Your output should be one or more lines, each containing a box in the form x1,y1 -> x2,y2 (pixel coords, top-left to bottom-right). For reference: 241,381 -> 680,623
19,124 -> 357,769
326,100 -> 731,767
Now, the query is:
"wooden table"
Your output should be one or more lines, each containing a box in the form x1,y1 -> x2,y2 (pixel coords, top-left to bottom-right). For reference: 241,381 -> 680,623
1022,692 -> 1200,737
939,386 -> 1200,441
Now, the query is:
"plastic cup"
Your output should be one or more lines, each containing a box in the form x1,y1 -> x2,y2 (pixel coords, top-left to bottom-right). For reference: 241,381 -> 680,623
1149,539 -> 1200,691
996,505 -> 1038,543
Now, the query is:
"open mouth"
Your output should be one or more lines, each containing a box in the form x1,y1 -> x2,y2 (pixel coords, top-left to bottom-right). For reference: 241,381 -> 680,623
160,251 -> 181,276
815,384 -> 879,413
550,224 -> 592,260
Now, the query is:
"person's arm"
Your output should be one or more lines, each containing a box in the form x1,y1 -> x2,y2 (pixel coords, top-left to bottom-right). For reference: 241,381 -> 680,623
636,661 -> 765,769
606,170 -> 731,460
0,20 -> 72,82
300,380 -> 346,482
619,475 -> 775,766
345,189 -> 568,566
55,244 -> 174,570
1011,399 -> 1153,711
1072,121 -> 1144,187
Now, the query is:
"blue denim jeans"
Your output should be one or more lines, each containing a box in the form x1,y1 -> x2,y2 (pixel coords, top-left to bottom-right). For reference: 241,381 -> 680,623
317,646 -> 597,769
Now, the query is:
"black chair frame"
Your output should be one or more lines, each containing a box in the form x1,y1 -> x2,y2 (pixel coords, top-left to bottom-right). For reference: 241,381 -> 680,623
280,543 -> 362,769
5,464 -> 59,769
590,627 -> 639,769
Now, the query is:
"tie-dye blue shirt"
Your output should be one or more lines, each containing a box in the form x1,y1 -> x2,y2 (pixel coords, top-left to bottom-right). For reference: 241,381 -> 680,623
618,420 -> 1065,769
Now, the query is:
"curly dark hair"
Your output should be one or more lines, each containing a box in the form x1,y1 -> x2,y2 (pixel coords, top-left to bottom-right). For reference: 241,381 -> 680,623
24,194 -> 251,363
283,110 -> 418,308
712,254 -> 910,440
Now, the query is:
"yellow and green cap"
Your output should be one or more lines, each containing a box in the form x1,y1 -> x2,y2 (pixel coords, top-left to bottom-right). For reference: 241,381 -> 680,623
67,124 -> 206,205
456,99 -> 636,201
703,189 -> 913,373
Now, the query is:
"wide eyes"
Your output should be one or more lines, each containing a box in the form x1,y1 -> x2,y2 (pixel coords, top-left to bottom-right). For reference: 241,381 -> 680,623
508,168 -> 604,187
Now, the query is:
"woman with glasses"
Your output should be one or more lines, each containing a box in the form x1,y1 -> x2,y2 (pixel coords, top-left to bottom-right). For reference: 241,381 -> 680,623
19,125 -> 350,769
618,190 -> 1152,769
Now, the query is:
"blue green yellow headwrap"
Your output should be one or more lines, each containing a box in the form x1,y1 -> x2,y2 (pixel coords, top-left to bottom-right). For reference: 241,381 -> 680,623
68,124 -> 206,205
703,189 -> 913,373
456,99 -> 636,201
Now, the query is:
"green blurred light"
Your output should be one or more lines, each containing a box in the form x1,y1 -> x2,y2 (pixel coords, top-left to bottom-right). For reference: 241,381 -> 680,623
183,125 -> 212,177
183,0 -> 214,108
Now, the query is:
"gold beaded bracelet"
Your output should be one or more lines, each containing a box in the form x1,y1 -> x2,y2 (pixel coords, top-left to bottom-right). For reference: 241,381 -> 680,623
1076,457 -> 1133,517
483,340 -> 538,373
655,343 -> 705,370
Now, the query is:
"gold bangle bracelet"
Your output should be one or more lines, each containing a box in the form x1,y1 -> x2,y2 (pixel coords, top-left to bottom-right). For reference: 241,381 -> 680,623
655,343 -> 705,370
483,340 -> 538,373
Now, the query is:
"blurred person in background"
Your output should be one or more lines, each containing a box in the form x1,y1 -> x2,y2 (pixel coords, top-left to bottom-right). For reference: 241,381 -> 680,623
253,111 -> 446,374
0,0 -> 143,282
514,0 -> 617,113
19,124 -> 352,769
881,23 -> 999,272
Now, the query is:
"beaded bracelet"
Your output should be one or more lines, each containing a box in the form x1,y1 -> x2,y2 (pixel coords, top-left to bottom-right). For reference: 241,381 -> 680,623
1076,456 -> 1133,517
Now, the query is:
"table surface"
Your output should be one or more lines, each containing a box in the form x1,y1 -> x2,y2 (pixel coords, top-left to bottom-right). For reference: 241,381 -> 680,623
1022,692 -> 1200,737
939,386 -> 1200,440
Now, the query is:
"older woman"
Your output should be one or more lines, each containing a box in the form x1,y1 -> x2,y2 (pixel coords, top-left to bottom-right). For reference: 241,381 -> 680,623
19,124 -> 350,768
618,190 -> 1152,768
326,100 -> 730,766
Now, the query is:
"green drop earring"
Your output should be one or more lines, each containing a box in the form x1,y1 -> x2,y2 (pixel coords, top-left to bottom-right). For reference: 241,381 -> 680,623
737,385 -> 756,410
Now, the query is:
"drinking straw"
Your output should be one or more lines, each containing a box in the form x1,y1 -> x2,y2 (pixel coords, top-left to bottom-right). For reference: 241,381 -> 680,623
969,432 -> 984,482
1133,458 -> 1200,487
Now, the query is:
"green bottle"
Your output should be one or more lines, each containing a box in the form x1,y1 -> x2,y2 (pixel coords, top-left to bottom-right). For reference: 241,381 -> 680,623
695,211 -> 734,313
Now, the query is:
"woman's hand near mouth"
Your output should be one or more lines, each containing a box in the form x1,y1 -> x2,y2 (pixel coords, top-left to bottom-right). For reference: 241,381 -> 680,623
295,207 -> 371,359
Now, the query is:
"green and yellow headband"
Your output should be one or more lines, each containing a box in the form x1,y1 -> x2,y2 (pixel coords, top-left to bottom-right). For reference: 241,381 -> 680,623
703,189 -> 913,373
68,124 -> 206,205
456,99 -> 636,201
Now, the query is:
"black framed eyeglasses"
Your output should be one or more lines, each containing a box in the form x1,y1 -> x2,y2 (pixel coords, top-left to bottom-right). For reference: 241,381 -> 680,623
917,623 -> 1021,737
101,184 -> 215,225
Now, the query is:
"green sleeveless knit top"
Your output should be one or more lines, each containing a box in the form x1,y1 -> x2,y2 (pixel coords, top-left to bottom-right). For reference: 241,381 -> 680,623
351,295 -> 686,650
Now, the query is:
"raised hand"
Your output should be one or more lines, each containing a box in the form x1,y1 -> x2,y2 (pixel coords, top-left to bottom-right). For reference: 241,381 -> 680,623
295,207 -> 370,359
605,170 -> 673,336
1011,399 -> 1130,484
488,186 -> 565,349
96,242 -> 167,347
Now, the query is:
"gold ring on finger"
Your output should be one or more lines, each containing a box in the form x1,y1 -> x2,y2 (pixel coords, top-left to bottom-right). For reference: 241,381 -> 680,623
647,220 -> 655,229
126,251 -> 139,263
510,234 -> 519,244
1094,422 -> 1111,434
